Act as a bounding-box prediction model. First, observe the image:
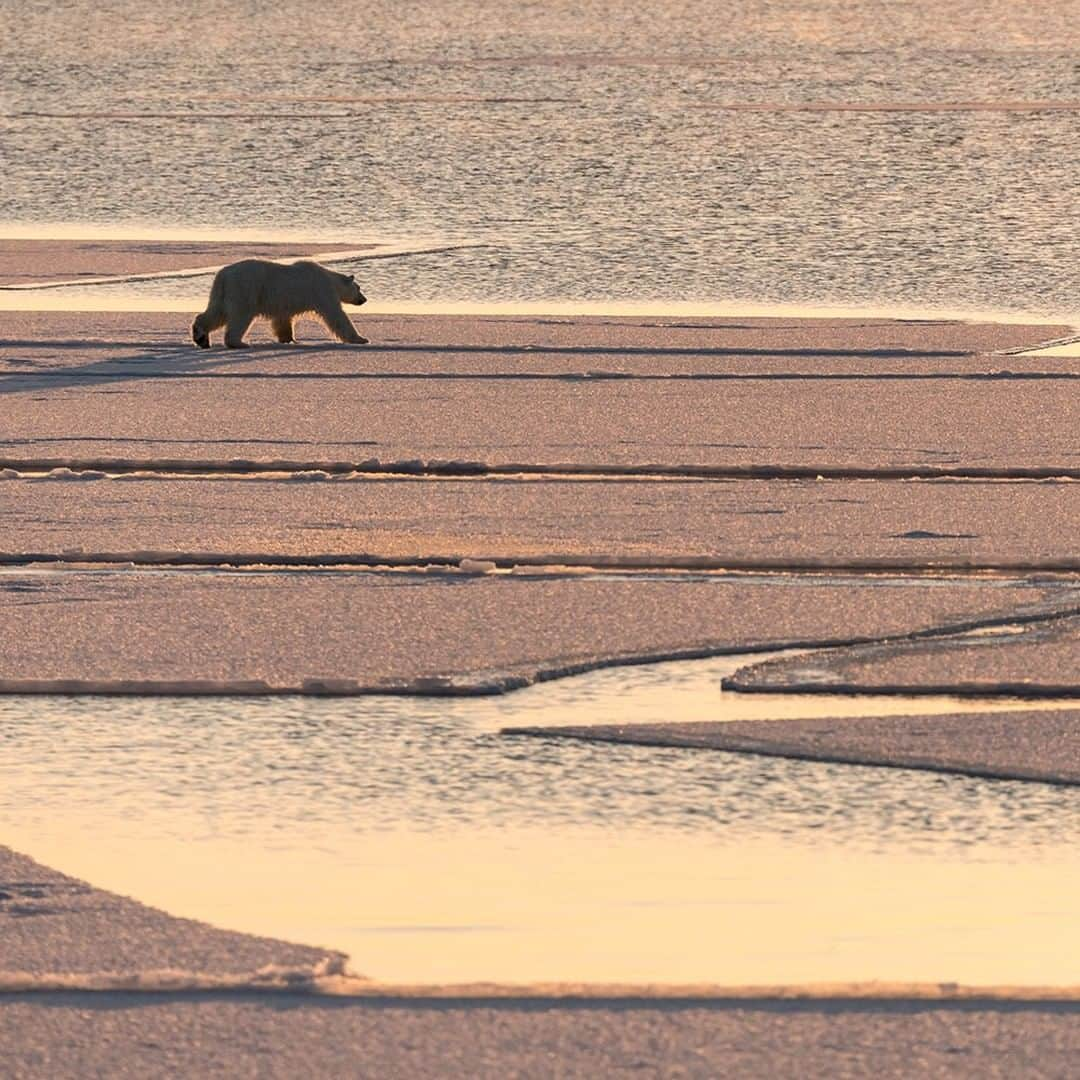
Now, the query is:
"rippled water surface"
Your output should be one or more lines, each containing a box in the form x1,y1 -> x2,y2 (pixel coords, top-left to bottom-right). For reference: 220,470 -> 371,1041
3,1 -> 1080,314
1,656 -> 1077,983
4,665 -> 1075,845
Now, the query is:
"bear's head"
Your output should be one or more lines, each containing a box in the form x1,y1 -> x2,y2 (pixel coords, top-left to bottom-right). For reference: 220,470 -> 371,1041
336,272 -> 367,307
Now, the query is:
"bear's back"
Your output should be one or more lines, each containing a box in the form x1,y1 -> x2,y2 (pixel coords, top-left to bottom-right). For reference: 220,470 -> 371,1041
219,258 -> 335,283
215,258 -> 344,317
285,260 -> 337,284
218,258 -> 281,283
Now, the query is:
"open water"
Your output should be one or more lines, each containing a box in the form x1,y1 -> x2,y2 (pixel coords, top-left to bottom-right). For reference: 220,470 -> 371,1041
2,0 -> 1080,315
1,649 -> 1077,984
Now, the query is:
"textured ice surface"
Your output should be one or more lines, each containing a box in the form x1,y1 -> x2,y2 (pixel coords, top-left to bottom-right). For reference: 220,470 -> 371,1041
727,615 -> 1080,698
0,569 -> 1070,692
0,844 -> 342,979
0,311 -> 1074,476
507,710 -> 1080,786
5,473 -> 1080,571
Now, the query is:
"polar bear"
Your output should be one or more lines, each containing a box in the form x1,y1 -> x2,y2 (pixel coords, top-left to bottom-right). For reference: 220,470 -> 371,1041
191,259 -> 368,348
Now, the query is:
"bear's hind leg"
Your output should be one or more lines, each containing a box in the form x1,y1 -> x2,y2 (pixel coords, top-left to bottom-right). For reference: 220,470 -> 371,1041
224,313 -> 254,349
319,305 -> 369,345
271,315 -> 295,344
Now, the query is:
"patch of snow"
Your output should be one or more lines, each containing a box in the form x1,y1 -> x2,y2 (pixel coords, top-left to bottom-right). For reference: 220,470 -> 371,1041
779,666 -> 843,684
459,558 -> 498,574
0,955 -> 354,993
284,470 -> 333,482
0,678 -> 275,693
40,468 -> 107,481
301,678 -> 361,694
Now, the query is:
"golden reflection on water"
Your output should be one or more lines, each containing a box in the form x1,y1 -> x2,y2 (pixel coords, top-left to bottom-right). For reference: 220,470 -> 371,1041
0,652 -> 1077,987
1019,340 -> 1080,357
1,232 -> 1076,325
8,821 -> 1077,986
482,650 -> 1080,731
1,290 -> 1076,326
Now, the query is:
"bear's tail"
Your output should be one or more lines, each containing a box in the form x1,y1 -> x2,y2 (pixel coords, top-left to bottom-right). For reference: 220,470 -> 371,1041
191,273 -> 227,348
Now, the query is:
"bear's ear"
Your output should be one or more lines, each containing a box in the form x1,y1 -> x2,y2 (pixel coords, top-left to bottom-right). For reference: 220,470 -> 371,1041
347,274 -> 356,282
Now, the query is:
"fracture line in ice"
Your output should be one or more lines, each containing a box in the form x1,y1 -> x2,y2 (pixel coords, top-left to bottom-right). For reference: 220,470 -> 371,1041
0,956 -> 359,994
2,971 -> 1078,1000
3,458 -> 1080,481
0,241 -> 486,291
6,549 -> 1080,574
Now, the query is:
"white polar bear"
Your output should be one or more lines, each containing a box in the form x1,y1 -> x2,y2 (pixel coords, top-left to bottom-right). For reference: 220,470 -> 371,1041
191,259 -> 369,348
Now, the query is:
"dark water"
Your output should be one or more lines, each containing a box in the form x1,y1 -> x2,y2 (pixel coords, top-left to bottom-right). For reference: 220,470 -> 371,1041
1,658 -> 1077,982
3,671 -> 1076,851
3,1 -> 1079,313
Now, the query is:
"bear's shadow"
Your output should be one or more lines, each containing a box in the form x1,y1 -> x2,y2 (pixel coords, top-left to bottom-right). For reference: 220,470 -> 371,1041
0,338 -> 369,397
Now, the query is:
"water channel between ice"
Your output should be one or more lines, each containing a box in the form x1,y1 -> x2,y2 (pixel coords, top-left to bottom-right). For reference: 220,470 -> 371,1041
1,653 -> 1077,986
3,271 -> 1079,330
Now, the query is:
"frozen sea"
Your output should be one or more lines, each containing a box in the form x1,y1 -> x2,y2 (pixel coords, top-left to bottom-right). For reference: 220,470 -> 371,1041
3,1 -> 1080,986
2,0 -> 1080,316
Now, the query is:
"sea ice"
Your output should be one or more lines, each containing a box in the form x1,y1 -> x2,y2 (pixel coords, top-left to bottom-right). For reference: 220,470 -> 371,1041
459,558 -> 498,574
40,468 -> 107,481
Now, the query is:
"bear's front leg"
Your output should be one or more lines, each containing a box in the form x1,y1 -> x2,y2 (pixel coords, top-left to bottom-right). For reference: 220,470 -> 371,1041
322,307 -> 369,345
224,314 -> 253,348
191,310 -> 225,348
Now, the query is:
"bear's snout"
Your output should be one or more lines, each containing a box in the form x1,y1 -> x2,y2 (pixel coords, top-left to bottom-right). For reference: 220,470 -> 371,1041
354,291 -> 367,306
